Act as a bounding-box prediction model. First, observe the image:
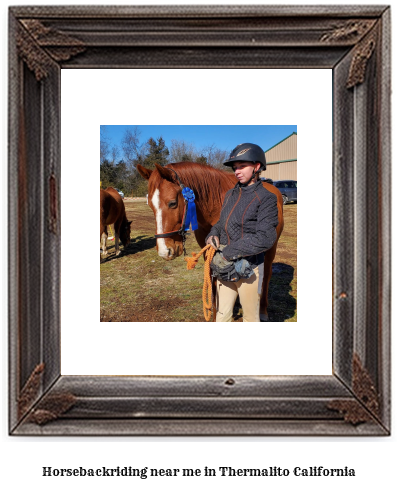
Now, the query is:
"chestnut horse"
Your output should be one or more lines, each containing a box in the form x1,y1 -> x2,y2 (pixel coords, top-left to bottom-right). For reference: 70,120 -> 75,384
137,162 -> 284,321
100,187 -> 131,256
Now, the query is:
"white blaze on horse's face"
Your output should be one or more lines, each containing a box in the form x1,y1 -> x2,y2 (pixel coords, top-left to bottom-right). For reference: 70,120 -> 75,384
151,188 -> 169,258
152,187 -> 180,260
150,182 -> 184,260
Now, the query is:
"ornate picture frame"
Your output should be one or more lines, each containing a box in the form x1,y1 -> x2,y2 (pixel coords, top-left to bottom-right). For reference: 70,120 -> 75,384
9,5 -> 391,435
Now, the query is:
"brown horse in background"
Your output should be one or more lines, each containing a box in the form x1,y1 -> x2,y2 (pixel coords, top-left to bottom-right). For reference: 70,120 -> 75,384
137,162 -> 284,321
100,187 -> 131,256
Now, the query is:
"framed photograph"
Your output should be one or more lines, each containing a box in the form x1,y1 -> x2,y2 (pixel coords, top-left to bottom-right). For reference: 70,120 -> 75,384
9,5 -> 390,435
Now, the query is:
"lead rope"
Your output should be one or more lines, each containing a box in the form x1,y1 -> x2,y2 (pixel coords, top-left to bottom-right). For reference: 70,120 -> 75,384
185,244 -> 216,322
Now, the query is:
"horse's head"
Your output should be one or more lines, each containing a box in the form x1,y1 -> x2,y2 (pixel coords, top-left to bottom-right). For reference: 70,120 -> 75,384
137,163 -> 186,260
120,220 -> 132,247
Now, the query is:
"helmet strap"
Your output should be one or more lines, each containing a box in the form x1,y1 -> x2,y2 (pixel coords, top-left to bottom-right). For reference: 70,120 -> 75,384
239,169 -> 256,187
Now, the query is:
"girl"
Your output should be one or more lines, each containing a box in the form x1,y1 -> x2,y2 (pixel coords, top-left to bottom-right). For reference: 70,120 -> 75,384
206,143 -> 279,322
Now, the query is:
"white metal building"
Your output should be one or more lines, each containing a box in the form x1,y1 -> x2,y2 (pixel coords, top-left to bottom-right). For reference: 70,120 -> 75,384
260,132 -> 297,181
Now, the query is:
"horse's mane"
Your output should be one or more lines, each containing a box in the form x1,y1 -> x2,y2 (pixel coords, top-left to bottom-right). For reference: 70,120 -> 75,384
150,162 -> 236,210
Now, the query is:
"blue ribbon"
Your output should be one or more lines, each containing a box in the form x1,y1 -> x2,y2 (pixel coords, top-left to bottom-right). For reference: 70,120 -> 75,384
182,187 -> 198,231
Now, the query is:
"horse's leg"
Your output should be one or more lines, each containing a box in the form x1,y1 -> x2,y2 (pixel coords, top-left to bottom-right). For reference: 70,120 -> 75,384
260,242 -> 278,321
100,222 -> 108,255
114,230 -> 121,255
114,219 -> 121,255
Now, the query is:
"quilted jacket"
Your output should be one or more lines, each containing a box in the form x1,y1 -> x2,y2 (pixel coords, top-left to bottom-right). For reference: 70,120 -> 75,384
206,179 -> 279,266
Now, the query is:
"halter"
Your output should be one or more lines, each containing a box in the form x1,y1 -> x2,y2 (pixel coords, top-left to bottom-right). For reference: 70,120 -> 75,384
154,168 -> 198,256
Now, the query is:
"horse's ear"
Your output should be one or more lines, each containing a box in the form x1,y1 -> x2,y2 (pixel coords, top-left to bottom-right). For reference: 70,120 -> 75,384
154,162 -> 175,182
136,164 -> 153,180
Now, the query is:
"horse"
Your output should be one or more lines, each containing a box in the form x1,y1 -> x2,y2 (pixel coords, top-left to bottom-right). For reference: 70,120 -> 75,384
137,162 -> 284,321
100,187 -> 131,256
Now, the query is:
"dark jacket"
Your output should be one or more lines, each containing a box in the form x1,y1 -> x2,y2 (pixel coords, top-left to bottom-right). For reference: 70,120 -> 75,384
206,179 -> 278,266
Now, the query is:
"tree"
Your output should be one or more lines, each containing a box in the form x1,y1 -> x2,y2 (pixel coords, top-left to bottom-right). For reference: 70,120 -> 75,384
143,137 -> 169,169
127,171 -> 150,197
100,159 -> 117,188
169,139 -> 197,163
200,144 -> 230,170
111,145 -> 120,163
195,154 -> 208,165
100,126 -> 110,164
100,159 -> 130,191
114,160 -> 128,190
121,126 -> 143,170
118,127 -> 148,196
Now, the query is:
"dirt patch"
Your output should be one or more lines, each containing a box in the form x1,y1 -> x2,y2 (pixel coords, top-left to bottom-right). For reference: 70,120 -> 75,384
124,202 -> 154,234
100,297 -> 186,322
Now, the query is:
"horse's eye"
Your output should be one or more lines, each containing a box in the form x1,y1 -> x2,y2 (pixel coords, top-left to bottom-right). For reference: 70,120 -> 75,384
168,200 -> 177,209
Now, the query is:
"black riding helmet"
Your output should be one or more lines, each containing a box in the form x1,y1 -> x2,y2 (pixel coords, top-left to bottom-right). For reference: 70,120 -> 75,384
223,143 -> 267,171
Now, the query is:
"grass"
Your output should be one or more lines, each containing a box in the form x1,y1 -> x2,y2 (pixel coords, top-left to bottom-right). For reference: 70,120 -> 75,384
100,200 -> 297,322
100,202 -> 205,322
269,203 -> 297,322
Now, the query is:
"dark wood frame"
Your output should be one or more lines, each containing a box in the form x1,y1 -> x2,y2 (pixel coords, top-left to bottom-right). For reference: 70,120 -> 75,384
9,5 -> 391,436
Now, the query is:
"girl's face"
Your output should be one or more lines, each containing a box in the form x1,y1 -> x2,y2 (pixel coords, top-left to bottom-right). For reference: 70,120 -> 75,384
232,161 -> 261,185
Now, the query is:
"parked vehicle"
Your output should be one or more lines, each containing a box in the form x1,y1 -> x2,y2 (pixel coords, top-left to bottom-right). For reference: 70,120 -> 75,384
115,188 -> 124,199
273,180 -> 297,205
260,177 -> 274,184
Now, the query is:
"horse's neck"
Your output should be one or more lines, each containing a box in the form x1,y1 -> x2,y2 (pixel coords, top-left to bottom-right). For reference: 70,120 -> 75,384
118,208 -> 128,225
178,166 -> 234,226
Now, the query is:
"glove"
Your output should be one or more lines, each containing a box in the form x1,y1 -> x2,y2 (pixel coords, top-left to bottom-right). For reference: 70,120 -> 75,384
210,244 -> 240,282
234,258 -> 255,278
212,250 -> 234,269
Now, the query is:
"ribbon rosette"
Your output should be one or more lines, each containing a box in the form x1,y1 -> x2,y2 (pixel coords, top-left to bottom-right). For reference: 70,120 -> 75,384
182,187 -> 198,231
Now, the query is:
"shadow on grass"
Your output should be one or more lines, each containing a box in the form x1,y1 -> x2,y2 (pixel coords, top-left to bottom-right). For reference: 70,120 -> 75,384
268,262 -> 296,322
100,235 -> 156,263
231,262 -> 296,322
129,235 -> 156,253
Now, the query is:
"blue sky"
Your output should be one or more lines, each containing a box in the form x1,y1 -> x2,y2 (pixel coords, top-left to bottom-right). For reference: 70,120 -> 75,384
101,125 -> 297,158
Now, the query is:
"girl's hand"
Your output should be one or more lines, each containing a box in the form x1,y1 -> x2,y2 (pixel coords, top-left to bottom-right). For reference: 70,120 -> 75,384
206,236 -> 220,249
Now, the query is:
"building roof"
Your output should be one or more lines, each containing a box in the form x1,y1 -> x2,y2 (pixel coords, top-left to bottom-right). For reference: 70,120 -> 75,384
264,132 -> 297,153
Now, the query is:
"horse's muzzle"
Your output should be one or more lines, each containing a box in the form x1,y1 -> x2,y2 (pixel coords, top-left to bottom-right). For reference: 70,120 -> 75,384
157,244 -> 182,260
159,248 -> 175,260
